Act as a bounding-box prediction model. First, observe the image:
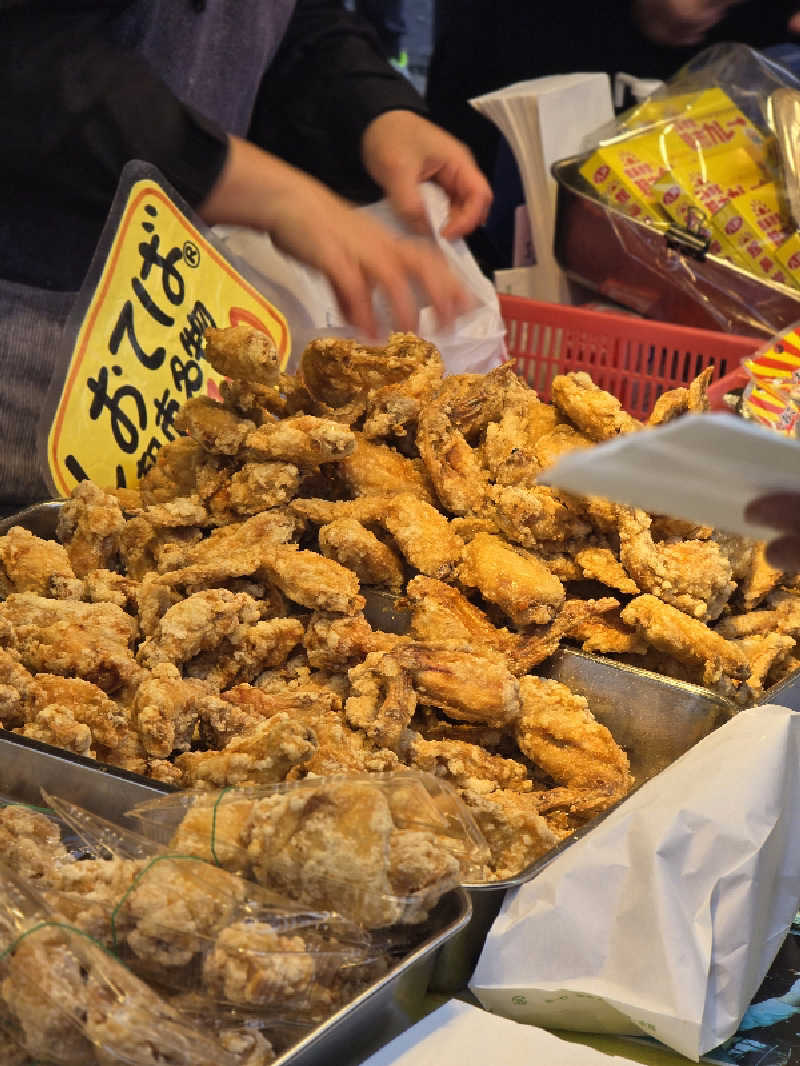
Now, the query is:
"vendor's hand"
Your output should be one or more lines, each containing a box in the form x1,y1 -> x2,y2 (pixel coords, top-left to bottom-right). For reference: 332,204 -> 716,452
744,493 -> 800,571
199,135 -> 468,338
632,0 -> 744,46
360,110 -> 493,240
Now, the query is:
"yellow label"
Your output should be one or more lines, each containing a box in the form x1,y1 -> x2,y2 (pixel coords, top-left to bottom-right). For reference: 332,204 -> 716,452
657,106 -> 769,169
47,179 -> 290,497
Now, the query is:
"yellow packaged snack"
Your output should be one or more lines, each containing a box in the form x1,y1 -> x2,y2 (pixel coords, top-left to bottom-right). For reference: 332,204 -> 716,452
579,139 -> 668,225
621,87 -> 737,132
712,182 -> 794,285
653,145 -> 769,261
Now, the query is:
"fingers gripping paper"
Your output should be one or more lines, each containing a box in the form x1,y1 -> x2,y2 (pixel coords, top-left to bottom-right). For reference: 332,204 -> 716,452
469,705 -> 800,1061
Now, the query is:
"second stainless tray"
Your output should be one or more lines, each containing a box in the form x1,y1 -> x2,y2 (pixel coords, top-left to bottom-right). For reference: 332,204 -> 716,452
0,733 -> 471,1066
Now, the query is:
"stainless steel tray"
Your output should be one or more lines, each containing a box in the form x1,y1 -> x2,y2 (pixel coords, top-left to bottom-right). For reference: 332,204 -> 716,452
0,732 -> 471,1066
4,502 -> 798,997
552,152 -> 800,339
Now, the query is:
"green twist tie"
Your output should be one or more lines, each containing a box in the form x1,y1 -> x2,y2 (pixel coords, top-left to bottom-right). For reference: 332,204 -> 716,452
209,787 -> 233,868
0,920 -> 113,964
109,853 -> 208,952
0,801 -> 53,815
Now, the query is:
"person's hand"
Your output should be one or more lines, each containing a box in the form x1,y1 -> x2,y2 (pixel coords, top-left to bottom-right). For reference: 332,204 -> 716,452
744,493 -> 800,571
199,135 -> 468,338
632,0 -> 743,46
360,109 -> 493,240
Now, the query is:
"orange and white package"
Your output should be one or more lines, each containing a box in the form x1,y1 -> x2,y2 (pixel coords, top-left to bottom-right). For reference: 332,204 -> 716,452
742,323 -> 800,436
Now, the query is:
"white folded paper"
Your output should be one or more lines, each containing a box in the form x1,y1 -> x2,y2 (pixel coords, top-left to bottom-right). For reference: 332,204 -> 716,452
539,413 -> 800,540
471,73 -> 614,303
213,183 -> 506,375
361,1000 -> 633,1066
470,706 -> 800,1062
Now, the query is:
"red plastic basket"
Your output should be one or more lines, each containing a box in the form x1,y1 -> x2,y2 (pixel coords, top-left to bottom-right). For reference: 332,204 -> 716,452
498,294 -> 760,419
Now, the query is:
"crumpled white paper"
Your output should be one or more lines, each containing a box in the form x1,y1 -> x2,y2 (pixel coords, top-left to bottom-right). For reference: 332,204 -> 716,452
213,183 -> 506,375
360,1000 -> 633,1066
470,705 -> 800,1062
538,413 -> 800,541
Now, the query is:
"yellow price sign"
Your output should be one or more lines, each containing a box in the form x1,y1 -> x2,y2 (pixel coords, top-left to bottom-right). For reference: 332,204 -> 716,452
46,174 -> 289,497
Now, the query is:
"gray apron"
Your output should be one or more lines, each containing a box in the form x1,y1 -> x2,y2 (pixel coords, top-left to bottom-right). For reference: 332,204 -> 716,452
0,0 -> 295,513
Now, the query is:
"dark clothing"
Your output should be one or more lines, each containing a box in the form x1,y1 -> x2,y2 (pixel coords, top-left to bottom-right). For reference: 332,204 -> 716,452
427,0 -> 800,182
0,0 -> 425,292
354,0 -> 407,58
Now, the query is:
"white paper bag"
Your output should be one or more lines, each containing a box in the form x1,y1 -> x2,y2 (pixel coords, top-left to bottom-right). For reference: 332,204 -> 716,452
539,413 -> 800,541
471,73 -> 614,304
470,705 -> 800,1062
361,1000 -> 634,1066
213,183 -> 506,374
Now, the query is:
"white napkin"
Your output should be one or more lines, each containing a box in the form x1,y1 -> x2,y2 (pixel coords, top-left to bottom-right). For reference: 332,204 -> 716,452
470,706 -> 800,1062
360,1000 -> 633,1066
538,413 -> 800,540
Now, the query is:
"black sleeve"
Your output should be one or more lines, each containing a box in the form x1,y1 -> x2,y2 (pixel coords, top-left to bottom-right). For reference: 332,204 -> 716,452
0,4 -> 228,215
248,0 -> 428,202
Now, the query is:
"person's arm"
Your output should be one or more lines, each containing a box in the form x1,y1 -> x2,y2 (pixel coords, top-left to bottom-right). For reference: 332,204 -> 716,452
250,0 -> 492,239
0,4 -> 468,335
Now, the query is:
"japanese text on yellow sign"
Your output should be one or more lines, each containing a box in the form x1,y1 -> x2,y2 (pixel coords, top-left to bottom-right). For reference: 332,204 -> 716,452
47,180 -> 289,497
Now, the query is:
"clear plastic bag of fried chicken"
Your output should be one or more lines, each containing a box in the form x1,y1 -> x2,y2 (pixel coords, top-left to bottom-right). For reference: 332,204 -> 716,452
125,771 -> 490,927
0,857 -> 257,1065
0,795 -> 385,1023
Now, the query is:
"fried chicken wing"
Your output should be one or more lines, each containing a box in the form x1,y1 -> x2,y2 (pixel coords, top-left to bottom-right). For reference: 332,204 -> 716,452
260,543 -> 364,614
0,593 -> 139,694
534,423 -> 593,470
486,484 -> 590,548
618,509 -> 735,620
551,371 -> 642,439
338,434 -> 436,502
458,788 -> 560,879
318,519 -> 405,587
515,676 -> 632,802
481,389 -> 558,487
56,480 -> 126,577
381,493 -> 465,579
175,396 -> 256,456
0,527 -> 77,598
409,736 -> 532,794
362,340 -> 443,440
136,588 -> 261,669
174,713 -> 318,789
416,405 -> 489,514
303,611 -> 403,671
458,533 -> 565,626
574,546 -> 639,595
245,416 -> 355,466
204,323 -> 280,386
621,593 -> 750,687
346,642 -> 519,748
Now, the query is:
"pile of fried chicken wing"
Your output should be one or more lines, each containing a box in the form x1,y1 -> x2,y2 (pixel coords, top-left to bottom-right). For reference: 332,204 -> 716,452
1,324 -> 797,882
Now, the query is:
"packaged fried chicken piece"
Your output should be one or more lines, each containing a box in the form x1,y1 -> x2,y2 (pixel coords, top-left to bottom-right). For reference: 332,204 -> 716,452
127,771 -> 490,928
34,792 -> 380,1019
0,861 -> 239,1066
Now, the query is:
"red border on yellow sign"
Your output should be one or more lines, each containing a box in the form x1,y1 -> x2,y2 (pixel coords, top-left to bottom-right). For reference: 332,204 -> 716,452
49,184 -> 288,497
